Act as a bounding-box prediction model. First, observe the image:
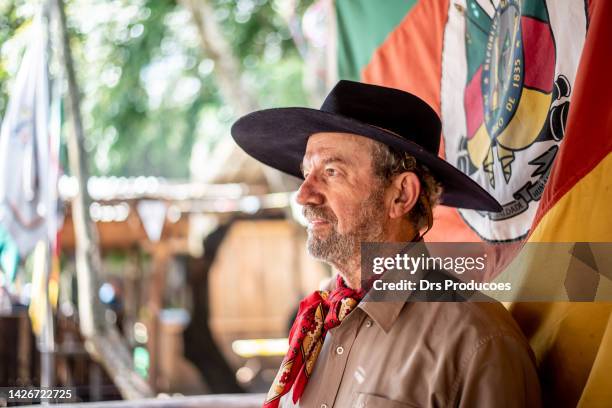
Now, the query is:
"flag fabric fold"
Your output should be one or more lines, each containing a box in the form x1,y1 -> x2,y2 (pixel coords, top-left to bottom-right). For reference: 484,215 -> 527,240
0,15 -> 59,258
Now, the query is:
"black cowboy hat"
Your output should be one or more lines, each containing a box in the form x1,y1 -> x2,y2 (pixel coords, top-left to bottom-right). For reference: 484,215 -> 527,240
231,80 -> 501,212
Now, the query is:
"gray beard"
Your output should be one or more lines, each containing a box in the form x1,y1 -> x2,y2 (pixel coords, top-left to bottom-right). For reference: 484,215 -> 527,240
307,227 -> 357,267
305,188 -> 385,272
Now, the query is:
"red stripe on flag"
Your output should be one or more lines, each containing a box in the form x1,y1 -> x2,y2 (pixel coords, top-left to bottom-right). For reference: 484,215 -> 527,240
530,0 -> 612,233
521,16 -> 555,92
464,66 -> 484,139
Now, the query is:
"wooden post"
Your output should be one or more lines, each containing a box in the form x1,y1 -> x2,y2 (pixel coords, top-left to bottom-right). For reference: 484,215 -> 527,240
122,251 -> 141,347
145,243 -> 170,391
17,311 -> 32,384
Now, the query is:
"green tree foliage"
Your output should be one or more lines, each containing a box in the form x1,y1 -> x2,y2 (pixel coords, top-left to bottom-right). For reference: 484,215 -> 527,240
73,0 -> 314,177
0,0 -> 28,117
1,0 -> 313,177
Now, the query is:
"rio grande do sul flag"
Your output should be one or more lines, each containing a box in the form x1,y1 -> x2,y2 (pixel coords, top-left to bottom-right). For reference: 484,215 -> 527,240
334,1 -> 612,405
336,0 -> 600,243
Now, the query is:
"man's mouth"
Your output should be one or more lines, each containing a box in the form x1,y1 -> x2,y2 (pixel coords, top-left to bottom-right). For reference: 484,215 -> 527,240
308,218 -> 330,227
303,206 -> 336,230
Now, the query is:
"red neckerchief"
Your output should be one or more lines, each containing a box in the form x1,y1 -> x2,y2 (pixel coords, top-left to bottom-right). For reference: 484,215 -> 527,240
263,275 -> 366,407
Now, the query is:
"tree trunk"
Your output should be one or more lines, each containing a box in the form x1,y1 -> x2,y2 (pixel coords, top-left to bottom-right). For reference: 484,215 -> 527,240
179,0 -> 258,115
52,0 -> 153,399
179,0 -> 299,194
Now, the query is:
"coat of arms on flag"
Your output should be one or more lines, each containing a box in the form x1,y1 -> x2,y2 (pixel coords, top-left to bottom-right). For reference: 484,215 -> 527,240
441,0 -> 588,242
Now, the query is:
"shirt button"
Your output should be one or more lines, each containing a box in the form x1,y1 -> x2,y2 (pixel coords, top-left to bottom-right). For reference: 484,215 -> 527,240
336,346 -> 344,355
365,319 -> 373,328
320,404 -> 328,408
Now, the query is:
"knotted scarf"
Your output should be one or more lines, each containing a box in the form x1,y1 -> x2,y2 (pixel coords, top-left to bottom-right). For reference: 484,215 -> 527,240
263,275 -> 366,407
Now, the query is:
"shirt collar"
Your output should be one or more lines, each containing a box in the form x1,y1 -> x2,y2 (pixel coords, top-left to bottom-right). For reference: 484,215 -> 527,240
355,239 -> 430,332
324,274 -> 407,333
357,300 -> 406,333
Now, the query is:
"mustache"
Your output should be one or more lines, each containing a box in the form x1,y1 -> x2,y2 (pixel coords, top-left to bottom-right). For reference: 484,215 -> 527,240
302,205 -> 338,223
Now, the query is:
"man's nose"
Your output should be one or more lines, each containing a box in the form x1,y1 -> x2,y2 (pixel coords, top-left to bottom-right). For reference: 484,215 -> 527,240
296,173 -> 324,206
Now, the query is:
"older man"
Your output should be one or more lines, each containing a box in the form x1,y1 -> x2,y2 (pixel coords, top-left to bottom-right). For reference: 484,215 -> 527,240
232,81 -> 540,407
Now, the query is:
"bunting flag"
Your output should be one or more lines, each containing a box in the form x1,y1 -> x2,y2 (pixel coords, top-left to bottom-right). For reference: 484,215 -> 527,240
0,15 -> 60,257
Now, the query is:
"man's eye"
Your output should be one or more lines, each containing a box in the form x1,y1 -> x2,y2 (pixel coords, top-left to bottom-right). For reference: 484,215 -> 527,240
325,167 -> 337,176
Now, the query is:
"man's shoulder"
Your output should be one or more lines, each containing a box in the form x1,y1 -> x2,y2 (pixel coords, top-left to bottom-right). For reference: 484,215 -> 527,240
395,301 -> 529,348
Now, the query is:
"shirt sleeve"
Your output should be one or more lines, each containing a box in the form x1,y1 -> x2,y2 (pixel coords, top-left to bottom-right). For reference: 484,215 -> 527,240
455,335 -> 542,408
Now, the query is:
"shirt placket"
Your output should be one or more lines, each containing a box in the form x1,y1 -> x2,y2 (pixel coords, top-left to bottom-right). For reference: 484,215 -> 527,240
315,310 -> 365,408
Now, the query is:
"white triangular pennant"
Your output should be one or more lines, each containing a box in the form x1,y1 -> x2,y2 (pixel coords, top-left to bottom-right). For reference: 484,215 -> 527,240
136,200 -> 167,242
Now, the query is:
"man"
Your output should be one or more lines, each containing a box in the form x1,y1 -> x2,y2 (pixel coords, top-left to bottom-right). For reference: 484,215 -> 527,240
232,81 -> 540,407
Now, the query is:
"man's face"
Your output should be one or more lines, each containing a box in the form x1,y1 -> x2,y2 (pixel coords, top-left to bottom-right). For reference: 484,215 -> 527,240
296,132 -> 387,268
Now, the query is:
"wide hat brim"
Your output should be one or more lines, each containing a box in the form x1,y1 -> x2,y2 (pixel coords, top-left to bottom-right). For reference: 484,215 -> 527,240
231,107 -> 502,212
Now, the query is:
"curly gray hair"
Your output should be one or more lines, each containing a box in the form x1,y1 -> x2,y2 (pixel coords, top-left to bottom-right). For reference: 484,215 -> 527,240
370,141 -> 443,232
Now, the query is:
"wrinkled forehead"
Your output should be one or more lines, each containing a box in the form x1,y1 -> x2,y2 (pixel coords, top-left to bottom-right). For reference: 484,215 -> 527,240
302,132 -> 378,163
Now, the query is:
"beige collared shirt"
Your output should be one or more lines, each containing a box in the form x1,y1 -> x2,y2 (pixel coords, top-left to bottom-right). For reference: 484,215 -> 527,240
282,298 -> 540,407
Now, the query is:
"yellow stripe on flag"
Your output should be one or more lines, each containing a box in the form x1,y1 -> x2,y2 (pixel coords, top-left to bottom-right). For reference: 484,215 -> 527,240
28,241 -> 48,337
529,152 -> 612,242
577,311 -> 612,407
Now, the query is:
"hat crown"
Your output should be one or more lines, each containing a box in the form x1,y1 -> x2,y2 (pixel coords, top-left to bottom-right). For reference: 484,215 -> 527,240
320,80 -> 441,154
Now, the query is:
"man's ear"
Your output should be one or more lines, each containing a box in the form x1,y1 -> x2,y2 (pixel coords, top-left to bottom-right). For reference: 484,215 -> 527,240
388,172 -> 420,219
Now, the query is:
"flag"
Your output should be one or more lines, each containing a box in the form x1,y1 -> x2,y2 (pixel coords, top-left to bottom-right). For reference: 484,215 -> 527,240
0,224 -> 20,284
0,15 -> 60,257
334,0 -> 592,243
29,240 -> 54,345
331,0 -> 612,405
505,0 -> 612,405
0,14 -> 61,353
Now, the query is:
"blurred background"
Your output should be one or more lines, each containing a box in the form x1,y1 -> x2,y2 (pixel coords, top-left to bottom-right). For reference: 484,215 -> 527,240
0,0 -> 335,403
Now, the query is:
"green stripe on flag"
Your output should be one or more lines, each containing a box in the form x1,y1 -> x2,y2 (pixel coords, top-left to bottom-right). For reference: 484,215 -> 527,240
336,0 -> 417,80
465,0 -> 491,80
521,0 -> 550,22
